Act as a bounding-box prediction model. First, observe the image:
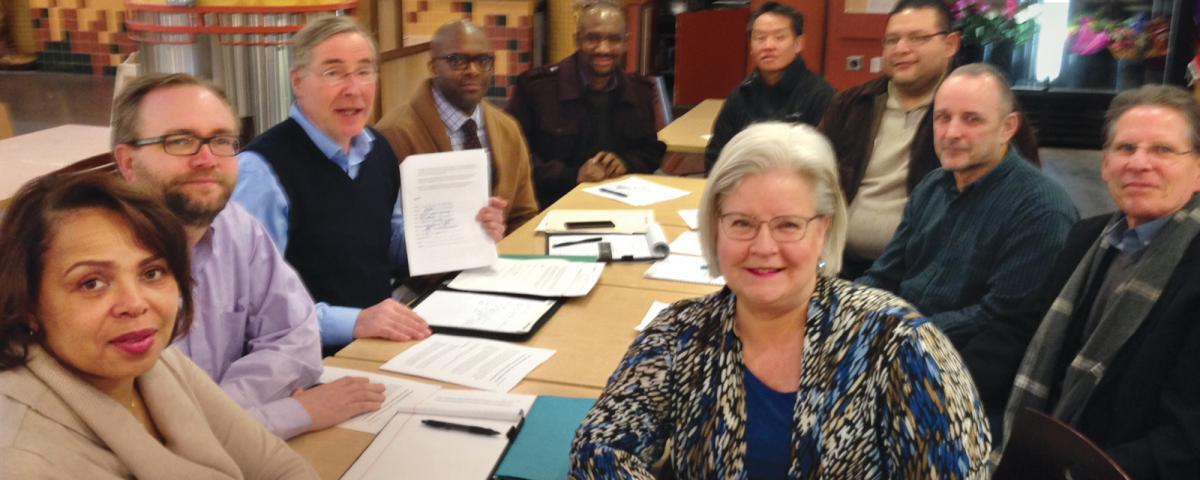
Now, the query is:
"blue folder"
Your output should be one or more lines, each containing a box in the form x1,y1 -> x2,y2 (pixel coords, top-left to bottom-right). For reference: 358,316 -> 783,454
494,396 -> 597,480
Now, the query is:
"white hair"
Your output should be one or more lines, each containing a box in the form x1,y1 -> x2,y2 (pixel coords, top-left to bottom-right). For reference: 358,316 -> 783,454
698,122 -> 847,276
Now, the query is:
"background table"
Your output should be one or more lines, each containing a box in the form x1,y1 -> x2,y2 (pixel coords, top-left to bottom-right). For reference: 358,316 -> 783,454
0,124 -> 112,207
656,99 -> 723,154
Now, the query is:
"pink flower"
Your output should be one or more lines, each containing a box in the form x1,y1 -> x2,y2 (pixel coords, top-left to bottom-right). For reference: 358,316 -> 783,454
1071,20 -> 1112,55
1005,0 -> 1019,19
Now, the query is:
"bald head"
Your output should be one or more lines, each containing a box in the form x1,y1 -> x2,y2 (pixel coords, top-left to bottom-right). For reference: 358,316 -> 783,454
578,3 -> 625,31
428,20 -> 494,113
431,20 -> 487,56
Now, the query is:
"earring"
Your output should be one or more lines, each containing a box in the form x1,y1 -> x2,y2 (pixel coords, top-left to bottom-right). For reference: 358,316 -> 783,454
818,259 -> 826,271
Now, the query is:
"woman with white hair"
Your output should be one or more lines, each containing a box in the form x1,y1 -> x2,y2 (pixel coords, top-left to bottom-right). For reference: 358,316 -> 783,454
570,123 -> 990,478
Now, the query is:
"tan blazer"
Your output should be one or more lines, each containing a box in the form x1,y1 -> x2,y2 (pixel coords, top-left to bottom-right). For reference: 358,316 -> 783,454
0,345 -> 316,479
375,79 -> 540,232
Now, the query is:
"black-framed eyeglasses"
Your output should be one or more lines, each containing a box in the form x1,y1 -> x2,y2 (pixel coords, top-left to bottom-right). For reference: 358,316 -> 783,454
435,53 -> 496,71
131,133 -> 240,157
718,213 -> 824,242
1105,141 -> 1195,160
882,31 -> 949,48
579,32 -> 627,47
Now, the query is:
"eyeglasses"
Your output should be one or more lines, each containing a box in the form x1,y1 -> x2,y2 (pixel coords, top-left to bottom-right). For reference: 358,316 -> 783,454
1106,141 -> 1195,160
435,53 -> 496,71
718,213 -> 824,242
131,134 -> 240,157
579,32 -> 627,47
314,67 -> 378,86
882,31 -> 949,48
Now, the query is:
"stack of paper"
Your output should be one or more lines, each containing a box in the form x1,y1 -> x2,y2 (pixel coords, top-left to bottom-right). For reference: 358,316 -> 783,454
547,222 -> 670,261
447,257 -> 604,297
583,177 -> 690,206
380,334 -> 555,392
644,253 -> 726,286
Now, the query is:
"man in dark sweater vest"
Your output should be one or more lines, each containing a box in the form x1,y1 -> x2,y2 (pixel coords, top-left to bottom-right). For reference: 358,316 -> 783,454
233,17 -> 507,350
704,1 -> 835,172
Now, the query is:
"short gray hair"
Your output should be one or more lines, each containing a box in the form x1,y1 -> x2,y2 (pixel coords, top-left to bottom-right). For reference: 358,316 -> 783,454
290,15 -> 376,72
698,122 -> 847,276
944,62 -> 1015,115
1104,84 -> 1200,151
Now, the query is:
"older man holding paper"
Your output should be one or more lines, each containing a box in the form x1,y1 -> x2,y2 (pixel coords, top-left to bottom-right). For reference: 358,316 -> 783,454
233,16 -> 506,350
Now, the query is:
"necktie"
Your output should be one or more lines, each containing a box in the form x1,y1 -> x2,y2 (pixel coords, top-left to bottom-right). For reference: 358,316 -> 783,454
461,118 -> 497,188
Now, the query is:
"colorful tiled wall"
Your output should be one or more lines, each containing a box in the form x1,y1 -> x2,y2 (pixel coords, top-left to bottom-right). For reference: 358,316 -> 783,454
403,0 -> 537,97
28,0 -> 133,74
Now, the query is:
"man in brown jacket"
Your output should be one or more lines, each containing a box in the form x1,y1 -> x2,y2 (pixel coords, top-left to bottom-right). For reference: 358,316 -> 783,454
819,0 -> 1039,278
506,3 -> 665,208
376,20 -> 538,232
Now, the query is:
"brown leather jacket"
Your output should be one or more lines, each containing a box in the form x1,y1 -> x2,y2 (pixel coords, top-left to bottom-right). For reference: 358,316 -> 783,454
507,52 -> 666,208
818,76 -> 1040,204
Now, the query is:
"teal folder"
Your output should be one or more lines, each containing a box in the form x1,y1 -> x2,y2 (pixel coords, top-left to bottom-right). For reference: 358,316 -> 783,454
494,396 -> 597,480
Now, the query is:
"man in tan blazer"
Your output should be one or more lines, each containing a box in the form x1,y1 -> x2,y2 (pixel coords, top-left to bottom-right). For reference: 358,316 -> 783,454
376,20 -> 538,232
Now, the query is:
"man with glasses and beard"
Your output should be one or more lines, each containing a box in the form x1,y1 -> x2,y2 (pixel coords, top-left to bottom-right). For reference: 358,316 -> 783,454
113,73 -> 387,439
506,2 -> 666,208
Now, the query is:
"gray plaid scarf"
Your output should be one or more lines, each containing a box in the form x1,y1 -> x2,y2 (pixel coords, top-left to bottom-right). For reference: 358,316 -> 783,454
995,194 -> 1200,461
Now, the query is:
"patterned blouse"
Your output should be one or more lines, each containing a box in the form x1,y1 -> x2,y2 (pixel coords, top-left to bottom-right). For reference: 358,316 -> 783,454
570,277 -> 991,479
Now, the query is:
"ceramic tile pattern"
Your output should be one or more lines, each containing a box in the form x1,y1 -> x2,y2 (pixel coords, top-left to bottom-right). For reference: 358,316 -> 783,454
28,0 -> 134,75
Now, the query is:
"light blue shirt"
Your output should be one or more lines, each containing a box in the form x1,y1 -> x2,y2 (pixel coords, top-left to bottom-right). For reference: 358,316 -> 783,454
233,105 -> 407,347
432,85 -> 490,152
1101,214 -> 1171,256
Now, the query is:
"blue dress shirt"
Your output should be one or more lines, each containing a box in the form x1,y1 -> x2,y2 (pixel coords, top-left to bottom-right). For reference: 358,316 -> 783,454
233,105 -> 407,347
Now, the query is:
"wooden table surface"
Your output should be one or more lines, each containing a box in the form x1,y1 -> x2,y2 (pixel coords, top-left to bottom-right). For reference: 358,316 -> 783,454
656,99 -> 724,154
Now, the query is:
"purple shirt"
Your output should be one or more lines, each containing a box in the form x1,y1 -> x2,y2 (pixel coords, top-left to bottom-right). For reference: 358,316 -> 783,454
174,202 -> 323,439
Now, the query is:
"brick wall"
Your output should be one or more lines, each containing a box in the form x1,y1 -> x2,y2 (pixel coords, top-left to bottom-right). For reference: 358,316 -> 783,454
29,0 -> 133,74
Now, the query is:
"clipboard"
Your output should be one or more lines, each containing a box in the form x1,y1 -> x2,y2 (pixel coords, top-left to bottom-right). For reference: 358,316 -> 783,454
411,278 -> 567,341
544,222 -> 670,262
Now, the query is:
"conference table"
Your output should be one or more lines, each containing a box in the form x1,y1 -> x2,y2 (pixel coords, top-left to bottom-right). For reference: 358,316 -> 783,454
0,124 -> 113,208
287,174 -> 716,478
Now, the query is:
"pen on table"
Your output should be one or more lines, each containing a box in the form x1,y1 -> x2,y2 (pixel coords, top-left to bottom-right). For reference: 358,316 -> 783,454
553,237 -> 603,248
598,187 -> 628,198
421,419 -> 501,436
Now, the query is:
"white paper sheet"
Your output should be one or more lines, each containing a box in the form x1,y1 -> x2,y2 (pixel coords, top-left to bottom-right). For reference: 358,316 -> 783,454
644,254 -> 726,286
341,389 -> 535,480
318,366 -> 441,433
668,231 -> 703,257
583,177 -> 691,206
547,223 -> 670,260
401,149 -> 497,276
413,290 -> 557,334
380,334 -> 556,392
677,209 -> 699,229
535,209 -> 655,234
635,301 -> 672,332
447,257 -> 604,297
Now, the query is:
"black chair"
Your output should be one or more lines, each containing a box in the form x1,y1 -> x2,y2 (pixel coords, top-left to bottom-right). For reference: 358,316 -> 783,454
994,407 -> 1131,480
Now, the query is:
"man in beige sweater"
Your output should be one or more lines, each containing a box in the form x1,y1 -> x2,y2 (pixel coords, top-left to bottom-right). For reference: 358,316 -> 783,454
376,20 -> 538,232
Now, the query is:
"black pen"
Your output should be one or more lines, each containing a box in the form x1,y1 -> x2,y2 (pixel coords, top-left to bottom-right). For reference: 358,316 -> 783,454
553,237 -> 603,248
421,419 -> 501,436
598,187 -> 628,198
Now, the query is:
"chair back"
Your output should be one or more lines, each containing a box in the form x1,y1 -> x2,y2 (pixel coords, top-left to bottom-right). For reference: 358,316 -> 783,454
994,407 -> 1131,480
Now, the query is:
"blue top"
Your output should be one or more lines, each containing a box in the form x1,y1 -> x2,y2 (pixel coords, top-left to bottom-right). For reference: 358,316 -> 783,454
1101,214 -> 1171,256
233,105 -> 408,347
743,367 -> 795,479
858,148 -> 1079,347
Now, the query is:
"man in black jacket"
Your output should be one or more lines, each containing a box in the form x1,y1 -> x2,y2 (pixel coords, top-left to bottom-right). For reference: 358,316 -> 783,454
703,1 -> 835,171
507,3 -> 665,208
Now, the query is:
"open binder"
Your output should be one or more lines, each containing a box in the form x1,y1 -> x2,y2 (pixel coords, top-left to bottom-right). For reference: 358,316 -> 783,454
411,286 -> 566,341
545,222 -> 670,261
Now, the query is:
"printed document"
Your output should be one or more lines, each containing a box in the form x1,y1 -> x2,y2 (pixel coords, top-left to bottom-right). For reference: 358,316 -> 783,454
413,290 -> 558,334
448,257 -> 604,297
317,366 -> 440,433
342,388 -> 536,480
645,254 -> 726,286
380,334 -> 555,392
668,230 -> 703,257
401,149 -> 497,276
548,222 -> 670,260
583,176 -> 691,206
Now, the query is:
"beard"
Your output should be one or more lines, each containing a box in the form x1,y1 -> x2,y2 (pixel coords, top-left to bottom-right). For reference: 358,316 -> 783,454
160,176 -> 232,227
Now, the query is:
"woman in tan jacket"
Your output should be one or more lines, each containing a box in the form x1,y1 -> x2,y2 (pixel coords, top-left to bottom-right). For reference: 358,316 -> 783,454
0,172 -> 316,479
